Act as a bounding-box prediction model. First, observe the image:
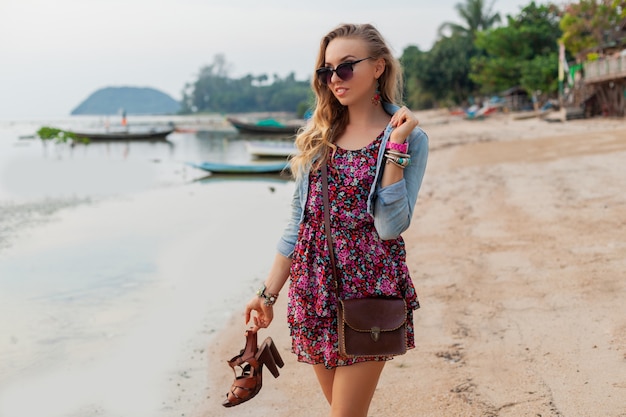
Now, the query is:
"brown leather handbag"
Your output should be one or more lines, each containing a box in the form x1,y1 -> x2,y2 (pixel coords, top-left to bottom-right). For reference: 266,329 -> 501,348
322,162 -> 408,358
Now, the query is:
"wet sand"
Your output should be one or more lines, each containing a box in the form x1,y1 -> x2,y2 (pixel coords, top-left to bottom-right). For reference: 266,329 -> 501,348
0,177 -> 295,417
194,113 -> 626,416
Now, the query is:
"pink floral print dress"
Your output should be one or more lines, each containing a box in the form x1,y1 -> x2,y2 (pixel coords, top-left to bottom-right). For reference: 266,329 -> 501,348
288,133 -> 420,369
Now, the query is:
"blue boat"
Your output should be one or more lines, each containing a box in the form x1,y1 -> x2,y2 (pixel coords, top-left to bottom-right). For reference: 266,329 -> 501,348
187,160 -> 290,174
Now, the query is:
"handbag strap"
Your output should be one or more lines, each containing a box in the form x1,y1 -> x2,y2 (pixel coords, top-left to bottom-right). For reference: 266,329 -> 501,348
321,161 -> 341,298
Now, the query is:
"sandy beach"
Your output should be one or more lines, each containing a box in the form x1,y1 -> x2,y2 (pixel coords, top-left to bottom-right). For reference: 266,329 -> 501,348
1,112 -> 625,417
195,112 -> 626,417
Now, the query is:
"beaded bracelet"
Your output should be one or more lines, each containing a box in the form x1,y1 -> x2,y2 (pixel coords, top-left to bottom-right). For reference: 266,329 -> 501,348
386,158 -> 407,169
384,153 -> 410,168
385,141 -> 408,153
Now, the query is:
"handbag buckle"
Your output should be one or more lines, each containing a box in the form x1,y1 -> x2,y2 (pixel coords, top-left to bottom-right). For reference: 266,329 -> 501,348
370,326 -> 381,342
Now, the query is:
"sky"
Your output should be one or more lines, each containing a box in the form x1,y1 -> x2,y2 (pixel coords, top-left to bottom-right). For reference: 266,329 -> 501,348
0,0 -> 536,120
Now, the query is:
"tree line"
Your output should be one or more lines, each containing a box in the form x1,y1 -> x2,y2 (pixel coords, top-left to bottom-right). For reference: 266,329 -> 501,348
180,0 -> 626,115
180,54 -> 312,116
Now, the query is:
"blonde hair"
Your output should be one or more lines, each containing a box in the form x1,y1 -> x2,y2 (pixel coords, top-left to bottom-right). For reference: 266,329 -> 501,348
290,23 -> 403,179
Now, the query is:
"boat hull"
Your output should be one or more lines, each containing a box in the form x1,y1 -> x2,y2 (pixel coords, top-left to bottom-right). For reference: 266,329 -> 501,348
245,141 -> 297,158
227,117 -> 302,135
68,128 -> 174,141
187,161 -> 289,174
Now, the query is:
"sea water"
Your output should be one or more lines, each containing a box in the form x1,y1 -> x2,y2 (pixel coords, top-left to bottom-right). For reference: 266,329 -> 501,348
0,116 -> 295,416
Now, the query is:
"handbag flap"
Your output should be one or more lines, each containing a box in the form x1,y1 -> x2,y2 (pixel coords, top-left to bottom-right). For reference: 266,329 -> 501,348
340,298 -> 406,332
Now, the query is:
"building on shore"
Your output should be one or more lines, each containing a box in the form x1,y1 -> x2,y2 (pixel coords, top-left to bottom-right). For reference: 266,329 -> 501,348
567,25 -> 626,118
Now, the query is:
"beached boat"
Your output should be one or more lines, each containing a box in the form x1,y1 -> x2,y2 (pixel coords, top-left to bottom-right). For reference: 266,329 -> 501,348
245,140 -> 297,158
227,117 -> 304,135
68,127 -> 174,141
187,160 -> 290,174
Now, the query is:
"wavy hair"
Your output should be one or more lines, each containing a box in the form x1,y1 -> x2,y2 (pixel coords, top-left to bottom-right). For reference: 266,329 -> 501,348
289,23 -> 403,179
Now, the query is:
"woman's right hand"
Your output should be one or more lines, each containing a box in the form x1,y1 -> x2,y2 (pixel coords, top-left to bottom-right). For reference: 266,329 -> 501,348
390,106 -> 419,143
245,295 -> 274,332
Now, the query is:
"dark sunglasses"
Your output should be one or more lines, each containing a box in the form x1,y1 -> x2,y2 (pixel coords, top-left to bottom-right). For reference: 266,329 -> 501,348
316,57 -> 373,85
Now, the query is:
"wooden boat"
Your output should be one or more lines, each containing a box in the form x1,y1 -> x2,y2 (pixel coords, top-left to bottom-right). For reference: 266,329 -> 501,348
68,127 -> 174,141
227,117 -> 304,135
245,140 -> 297,158
187,160 -> 290,174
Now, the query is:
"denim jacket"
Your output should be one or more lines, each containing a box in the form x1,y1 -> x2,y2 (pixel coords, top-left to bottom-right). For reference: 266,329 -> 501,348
277,102 -> 429,258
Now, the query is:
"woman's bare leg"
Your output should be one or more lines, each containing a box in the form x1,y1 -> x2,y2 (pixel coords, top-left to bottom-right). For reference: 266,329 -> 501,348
313,364 -> 336,404
313,361 -> 386,416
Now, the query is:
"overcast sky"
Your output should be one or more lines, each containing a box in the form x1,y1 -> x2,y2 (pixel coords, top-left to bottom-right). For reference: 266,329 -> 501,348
0,0 -> 536,120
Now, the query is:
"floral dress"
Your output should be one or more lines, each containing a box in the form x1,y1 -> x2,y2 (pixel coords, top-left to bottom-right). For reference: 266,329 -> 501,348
287,132 -> 420,369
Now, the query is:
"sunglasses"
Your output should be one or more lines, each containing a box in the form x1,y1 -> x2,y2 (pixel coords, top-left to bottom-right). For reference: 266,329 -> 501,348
316,57 -> 373,85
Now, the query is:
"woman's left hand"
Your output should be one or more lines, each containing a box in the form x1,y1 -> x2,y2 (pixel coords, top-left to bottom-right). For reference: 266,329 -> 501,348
390,106 -> 419,143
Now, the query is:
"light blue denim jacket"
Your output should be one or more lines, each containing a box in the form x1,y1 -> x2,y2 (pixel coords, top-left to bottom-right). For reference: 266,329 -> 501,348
277,102 -> 429,258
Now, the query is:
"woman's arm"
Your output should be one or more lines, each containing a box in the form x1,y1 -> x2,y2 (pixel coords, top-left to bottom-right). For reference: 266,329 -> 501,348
380,106 -> 419,188
246,166 -> 307,331
245,253 -> 292,332
374,126 -> 429,240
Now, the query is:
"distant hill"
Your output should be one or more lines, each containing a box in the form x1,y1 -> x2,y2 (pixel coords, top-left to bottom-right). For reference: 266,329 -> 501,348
71,86 -> 181,115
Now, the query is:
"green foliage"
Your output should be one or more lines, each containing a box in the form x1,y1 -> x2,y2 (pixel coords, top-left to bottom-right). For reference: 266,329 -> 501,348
402,0 -> 504,106
470,55 -> 521,93
438,0 -> 502,39
37,127 -> 89,144
470,2 -> 562,95
181,54 -> 311,114
423,35 -> 478,104
401,46 -> 433,109
520,53 -> 559,94
398,0 -> 567,106
559,0 -> 626,58
402,29 -> 478,108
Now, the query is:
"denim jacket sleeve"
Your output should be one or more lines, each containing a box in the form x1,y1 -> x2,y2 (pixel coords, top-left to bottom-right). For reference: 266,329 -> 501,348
276,169 -> 307,258
373,125 -> 429,240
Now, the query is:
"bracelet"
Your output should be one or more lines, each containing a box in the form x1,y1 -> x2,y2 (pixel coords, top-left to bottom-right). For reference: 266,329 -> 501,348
384,151 -> 411,165
386,158 -> 406,169
386,141 -> 408,153
384,153 -> 410,168
385,150 -> 410,158
256,284 -> 279,306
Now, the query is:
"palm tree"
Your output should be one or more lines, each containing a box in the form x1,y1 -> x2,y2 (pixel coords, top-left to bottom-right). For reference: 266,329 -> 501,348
438,0 -> 502,39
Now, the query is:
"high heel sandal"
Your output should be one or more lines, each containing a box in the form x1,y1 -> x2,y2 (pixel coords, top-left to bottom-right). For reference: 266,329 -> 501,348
222,330 -> 284,407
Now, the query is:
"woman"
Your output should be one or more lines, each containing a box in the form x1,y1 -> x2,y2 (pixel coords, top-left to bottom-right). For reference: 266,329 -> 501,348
242,23 -> 428,416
